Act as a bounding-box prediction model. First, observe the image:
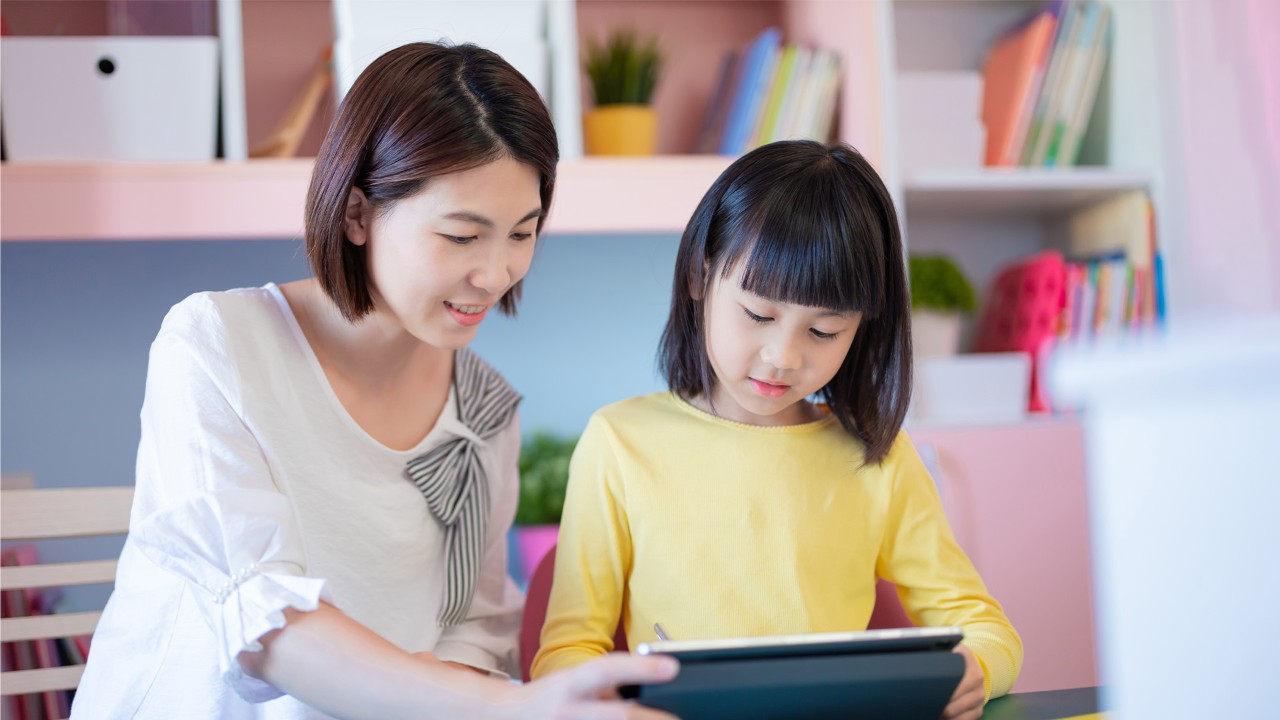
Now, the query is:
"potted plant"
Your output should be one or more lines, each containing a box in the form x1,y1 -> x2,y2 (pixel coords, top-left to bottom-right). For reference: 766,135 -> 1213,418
582,30 -> 661,155
909,254 -> 977,358
513,431 -> 578,579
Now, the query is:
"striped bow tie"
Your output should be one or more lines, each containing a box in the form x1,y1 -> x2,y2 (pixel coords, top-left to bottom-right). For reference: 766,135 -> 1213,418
406,348 -> 520,626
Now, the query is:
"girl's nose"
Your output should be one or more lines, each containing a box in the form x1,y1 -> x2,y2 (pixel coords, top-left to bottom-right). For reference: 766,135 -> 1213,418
761,340 -> 801,371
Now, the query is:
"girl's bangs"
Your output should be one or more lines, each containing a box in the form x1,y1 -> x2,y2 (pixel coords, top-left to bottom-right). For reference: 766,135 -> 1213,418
729,198 -> 887,318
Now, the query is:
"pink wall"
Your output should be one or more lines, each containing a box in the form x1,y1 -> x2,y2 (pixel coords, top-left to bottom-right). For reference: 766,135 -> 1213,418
1172,0 -> 1280,313
911,420 -> 1098,693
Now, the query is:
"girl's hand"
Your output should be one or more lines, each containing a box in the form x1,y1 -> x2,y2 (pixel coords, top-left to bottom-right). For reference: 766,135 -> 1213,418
503,653 -> 680,720
411,652 -> 489,676
941,645 -> 986,720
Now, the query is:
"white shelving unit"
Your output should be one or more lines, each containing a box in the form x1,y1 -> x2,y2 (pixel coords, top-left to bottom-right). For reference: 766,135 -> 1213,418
883,0 -> 1179,307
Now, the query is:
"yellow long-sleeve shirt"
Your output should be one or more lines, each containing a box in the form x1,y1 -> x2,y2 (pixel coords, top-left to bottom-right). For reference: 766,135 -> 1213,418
531,392 -> 1023,699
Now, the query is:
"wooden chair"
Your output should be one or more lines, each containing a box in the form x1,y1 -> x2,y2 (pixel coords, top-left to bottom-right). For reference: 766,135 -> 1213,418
1,485 -> 133,707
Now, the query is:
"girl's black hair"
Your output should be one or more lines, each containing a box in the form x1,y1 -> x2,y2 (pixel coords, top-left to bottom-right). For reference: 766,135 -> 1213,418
658,140 -> 912,464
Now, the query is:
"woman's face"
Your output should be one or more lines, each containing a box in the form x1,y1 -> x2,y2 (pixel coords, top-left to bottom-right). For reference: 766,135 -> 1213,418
347,156 -> 542,348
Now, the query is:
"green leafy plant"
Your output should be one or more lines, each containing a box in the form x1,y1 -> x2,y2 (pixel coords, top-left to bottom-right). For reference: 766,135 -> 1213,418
909,254 -> 977,313
584,30 -> 662,107
515,432 -> 579,525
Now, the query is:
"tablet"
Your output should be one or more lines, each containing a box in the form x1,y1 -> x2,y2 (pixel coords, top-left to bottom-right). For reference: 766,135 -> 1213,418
621,627 -> 967,719
634,626 -> 963,663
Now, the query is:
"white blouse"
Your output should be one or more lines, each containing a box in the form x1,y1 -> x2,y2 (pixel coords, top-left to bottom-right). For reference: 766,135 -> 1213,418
72,285 -> 524,719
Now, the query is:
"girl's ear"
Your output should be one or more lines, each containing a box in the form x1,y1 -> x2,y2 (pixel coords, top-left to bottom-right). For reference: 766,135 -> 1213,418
343,188 -> 372,246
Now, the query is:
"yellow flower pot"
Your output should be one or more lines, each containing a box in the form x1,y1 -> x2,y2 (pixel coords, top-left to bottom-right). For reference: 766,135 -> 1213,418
583,105 -> 657,156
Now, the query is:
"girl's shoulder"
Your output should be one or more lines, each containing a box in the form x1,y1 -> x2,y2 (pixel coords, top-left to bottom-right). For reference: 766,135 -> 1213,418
588,391 -> 684,427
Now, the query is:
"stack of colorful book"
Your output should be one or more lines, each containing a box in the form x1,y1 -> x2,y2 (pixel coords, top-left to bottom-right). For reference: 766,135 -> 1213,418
696,27 -> 843,156
1058,191 -> 1165,341
2,545 -> 91,720
981,0 -> 1114,167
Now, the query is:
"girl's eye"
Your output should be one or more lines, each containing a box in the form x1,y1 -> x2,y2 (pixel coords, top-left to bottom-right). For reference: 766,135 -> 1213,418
443,235 -> 477,245
511,232 -> 534,242
811,328 -> 839,340
743,308 -> 771,323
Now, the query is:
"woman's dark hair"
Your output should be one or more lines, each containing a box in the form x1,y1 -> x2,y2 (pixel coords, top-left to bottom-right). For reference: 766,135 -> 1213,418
304,42 -> 559,321
658,140 -> 912,464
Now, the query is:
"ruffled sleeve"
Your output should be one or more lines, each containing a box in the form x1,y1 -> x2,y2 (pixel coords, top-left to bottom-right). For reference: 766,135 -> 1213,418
128,298 -> 328,702
131,489 -> 327,702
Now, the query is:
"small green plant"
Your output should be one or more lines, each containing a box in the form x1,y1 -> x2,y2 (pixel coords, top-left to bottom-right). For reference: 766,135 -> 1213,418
584,30 -> 661,107
515,432 -> 579,525
909,254 -> 977,313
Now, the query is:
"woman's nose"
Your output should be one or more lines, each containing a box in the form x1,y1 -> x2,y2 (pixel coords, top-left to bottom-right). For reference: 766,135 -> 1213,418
470,248 -> 512,295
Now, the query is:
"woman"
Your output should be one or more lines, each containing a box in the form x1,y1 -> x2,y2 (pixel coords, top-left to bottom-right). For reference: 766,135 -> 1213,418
71,42 -> 676,719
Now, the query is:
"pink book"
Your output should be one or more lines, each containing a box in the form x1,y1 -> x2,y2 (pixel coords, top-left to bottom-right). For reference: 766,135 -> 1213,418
981,11 -> 1058,166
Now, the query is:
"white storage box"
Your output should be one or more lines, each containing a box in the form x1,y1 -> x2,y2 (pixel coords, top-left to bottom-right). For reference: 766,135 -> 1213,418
1,37 -> 219,162
896,71 -> 985,177
912,352 -> 1030,424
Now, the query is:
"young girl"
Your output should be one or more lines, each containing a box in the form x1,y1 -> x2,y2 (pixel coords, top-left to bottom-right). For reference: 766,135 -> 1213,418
71,42 -> 676,719
532,141 -> 1022,719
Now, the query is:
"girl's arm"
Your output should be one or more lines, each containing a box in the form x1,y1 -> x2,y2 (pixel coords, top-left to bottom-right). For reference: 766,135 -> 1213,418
875,433 -> 1024,701
531,415 -> 633,678
243,603 -> 681,720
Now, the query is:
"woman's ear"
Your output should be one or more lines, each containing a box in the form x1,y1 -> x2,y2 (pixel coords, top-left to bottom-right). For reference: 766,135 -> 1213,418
343,187 -> 372,246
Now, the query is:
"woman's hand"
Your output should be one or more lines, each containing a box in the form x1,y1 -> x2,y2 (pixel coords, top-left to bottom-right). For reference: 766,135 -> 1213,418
941,644 -> 986,720
501,653 -> 680,720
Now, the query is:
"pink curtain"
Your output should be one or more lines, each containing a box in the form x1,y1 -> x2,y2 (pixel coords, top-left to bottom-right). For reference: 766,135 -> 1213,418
1173,0 -> 1280,313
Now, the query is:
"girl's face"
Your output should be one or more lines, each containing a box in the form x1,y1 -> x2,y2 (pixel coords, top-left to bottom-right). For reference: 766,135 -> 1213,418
702,261 -> 861,426
346,156 -> 542,348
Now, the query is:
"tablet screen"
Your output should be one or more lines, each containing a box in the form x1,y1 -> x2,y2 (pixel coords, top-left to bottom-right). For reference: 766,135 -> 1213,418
634,626 -> 963,662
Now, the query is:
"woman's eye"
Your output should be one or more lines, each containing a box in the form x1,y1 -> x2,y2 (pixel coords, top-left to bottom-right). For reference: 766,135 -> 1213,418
511,232 -> 533,242
811,328 -> 839,340
443,235 -> 476,245
743,308 -> 771,323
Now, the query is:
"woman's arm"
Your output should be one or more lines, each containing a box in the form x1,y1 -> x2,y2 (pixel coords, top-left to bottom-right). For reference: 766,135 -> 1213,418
243,603 -> 679,720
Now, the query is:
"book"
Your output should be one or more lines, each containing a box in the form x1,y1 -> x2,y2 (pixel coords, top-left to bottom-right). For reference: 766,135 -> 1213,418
1043,1 -> 1101,166
695,51 -> 740,154
1023,1 -> 1082,165
718,27 -> 782,155
1068,191 -> 1153,269
2,546 -> 45,720
1007,0 -> 1067,165
809,51 -> 844,143
981,10 -> 1058,166
1060,4 -> 1112,166
768,46 -> 812,143
750,44 -> 797,148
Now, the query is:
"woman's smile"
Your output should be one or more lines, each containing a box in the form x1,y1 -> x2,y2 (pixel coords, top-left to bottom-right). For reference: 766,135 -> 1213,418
445,300 -> 490,326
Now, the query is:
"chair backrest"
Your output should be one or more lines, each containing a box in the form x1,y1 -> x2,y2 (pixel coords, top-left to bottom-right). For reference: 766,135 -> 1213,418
519,545 -> 628,682
1,486 -> 133,704
518,543 -> 915,682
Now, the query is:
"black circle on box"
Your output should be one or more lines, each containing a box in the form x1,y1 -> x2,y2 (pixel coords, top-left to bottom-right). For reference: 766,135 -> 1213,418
97,57 -> 116,75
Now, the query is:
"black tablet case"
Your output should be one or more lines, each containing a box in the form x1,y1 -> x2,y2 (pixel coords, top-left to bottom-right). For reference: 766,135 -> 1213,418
622,649 -> 965,720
